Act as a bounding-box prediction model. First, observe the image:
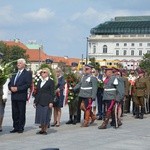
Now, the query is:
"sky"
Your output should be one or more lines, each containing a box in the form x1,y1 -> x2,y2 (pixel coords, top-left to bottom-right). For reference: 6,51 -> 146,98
0,0 -> 150,59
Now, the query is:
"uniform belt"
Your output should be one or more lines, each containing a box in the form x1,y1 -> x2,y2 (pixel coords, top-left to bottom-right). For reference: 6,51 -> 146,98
81,87 -> 92,90
104,88 -> 116,91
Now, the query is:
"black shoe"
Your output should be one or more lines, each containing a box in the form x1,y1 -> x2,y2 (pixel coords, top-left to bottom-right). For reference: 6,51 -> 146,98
139,115 -> 143,119
10,129 -> 18,133
42,131 -> 47,135
36,130 -> 44,134
135,115 -> 139,119
51,122 -> 57,127
76,120 -> 80,123
18,130 -> 24,133
0,129 -> 2,132
66,120 -> 73,124
72,120 -> 77,125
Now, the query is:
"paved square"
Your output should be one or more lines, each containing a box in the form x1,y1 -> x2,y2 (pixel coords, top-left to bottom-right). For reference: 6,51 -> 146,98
0,96 -> 150,150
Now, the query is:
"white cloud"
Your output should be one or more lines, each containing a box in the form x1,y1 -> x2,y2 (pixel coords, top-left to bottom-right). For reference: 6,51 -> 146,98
24,8 -> 55,22
71,7 -> 150,26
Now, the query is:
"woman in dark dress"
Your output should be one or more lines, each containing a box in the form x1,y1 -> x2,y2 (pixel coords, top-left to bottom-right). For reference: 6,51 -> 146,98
33,68 -> 54,135
51,67 -> 65,127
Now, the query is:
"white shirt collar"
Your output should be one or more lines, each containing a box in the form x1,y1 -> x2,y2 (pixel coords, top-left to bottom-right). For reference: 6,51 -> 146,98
41,77 -> 49,82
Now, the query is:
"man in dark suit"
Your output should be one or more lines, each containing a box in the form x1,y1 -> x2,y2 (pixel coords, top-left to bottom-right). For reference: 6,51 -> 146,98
8,58 -> 32,133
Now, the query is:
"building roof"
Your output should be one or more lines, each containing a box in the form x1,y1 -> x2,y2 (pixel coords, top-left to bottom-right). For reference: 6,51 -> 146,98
4,40 -> 28,50
3,40 -> 80,66
90,16 -> 150,35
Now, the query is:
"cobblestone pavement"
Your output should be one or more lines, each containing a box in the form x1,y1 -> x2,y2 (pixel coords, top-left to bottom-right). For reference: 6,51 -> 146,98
0,97 -> 150,150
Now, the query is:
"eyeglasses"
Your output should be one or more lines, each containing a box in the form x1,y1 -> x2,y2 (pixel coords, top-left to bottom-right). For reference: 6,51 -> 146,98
41,71 -> 47,74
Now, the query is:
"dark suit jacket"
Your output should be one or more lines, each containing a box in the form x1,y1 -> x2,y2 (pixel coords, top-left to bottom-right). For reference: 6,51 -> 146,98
34,78 -> 54,106
8,69 -> 32,101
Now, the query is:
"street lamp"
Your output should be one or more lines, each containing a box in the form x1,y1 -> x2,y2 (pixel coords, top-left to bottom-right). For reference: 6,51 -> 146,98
86,37 -> 88,65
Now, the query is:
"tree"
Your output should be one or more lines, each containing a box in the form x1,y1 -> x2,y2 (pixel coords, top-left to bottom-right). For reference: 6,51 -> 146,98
0,41 -> 29,64
139,53 -> 150,74
89,57 -> 100,70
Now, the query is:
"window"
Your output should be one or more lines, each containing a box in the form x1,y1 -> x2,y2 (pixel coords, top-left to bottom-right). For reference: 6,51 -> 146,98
147,43 -> 150,47
139,43 -> 142,46
131,43 -> 134,46
116,43 -> 119,46
147,50 -> 150,54
124,43 -> 127,46
93,45 -> 96,53
139,50 -> 142,56
123,50 -> 127,55
103,45 -> 107,53
89,43 -> 91,48
131,50 -> 134,56
116,50 -> 119,56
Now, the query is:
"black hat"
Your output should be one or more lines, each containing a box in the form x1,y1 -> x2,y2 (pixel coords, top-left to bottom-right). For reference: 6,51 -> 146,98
85,64 -> 94,68
71,62 -> 78,67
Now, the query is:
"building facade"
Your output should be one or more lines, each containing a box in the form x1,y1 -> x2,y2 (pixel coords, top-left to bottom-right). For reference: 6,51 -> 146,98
88,16 -> 150,70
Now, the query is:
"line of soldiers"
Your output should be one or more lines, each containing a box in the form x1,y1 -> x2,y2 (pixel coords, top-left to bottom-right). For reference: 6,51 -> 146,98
65,62 -> 150,129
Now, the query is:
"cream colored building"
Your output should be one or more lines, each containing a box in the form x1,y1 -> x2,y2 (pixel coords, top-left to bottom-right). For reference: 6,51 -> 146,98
88,16 -> 150,70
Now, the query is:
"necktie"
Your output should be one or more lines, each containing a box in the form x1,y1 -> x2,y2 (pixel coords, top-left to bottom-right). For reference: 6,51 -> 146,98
14,71 -> 21,85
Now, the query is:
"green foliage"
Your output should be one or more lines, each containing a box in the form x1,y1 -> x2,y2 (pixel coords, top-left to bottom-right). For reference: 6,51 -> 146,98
139,53 -> 150,74
89,57 -> 100,70
0,41 -> 29,65
64,72 -> 79,104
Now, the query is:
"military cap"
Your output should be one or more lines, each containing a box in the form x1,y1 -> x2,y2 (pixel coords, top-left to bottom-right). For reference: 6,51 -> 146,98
71,62 -> 78,67
85,64 -> 94,68
113,68 -> 119,73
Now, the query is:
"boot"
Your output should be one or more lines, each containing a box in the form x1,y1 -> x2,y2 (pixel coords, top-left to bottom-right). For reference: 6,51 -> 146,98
139,107 -> 144,119
72,115 -> 77,125
0,116 -> 3,132
82,110 -> 90,127
90,111 -> 96,124
135,106 -> 139,119
110,108 -> 116,126
66,115 -> 73,124
98,111 -> 111,129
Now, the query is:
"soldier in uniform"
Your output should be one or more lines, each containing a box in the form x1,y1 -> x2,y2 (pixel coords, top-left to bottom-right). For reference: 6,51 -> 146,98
66,62 -> 81,125
111,69 -> 125,128
133,70 -> 149,119
98,68 -> 120,129
73,64 -> 98,127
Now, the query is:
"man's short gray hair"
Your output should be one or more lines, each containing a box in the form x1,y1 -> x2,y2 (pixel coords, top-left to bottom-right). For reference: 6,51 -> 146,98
17,58 -> 26,64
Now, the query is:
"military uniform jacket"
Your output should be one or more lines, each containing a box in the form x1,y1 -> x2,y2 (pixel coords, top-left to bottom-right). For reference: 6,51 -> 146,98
116,76 -> 125,102
134,77 -> 148,97
73,74 -> 97,99
103,76 -> 117,101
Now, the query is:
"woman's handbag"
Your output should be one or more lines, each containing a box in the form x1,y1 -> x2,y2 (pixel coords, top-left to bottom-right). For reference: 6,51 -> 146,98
53,96 -> 59,107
